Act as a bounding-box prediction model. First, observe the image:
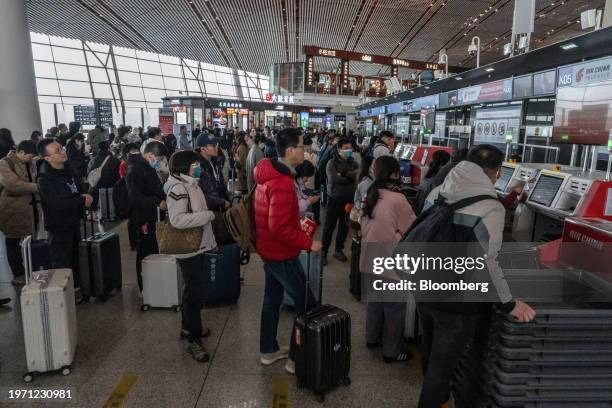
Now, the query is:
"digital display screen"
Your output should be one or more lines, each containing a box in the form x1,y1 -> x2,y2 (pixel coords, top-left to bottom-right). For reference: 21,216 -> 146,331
495,166 -> 515,192
533,70 -> 556,95
529,174 -> 564,207
513,75 -> 532,99
553,80 -> 612,145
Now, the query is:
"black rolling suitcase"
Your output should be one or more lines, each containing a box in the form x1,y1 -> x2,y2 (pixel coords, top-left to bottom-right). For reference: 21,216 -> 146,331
349,236 -> 361,301
294,251 -> 351,402
78,212 -> 122,300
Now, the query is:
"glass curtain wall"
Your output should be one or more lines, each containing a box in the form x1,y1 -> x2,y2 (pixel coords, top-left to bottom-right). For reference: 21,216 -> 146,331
30,32 -> 270,131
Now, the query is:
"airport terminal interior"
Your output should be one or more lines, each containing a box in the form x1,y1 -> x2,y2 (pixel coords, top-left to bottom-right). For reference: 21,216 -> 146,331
2,0 -> 612,407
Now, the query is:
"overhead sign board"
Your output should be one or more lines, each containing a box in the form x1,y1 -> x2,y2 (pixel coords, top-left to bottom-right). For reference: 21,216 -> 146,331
557,56 -> 612,88
303,46 -> 444,72
458,79 -> 513,105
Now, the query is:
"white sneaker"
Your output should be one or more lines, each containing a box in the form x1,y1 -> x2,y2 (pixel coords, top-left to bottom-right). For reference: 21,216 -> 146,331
284,359 -> 295,375
260,346 -> 289,365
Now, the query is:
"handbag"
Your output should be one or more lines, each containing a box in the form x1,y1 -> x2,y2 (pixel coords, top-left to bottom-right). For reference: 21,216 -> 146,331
156,185 -> 203,255
87,155 -> 110,189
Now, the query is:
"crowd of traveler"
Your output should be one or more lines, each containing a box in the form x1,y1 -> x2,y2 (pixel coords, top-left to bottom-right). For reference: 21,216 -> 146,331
0,121 -> 536,406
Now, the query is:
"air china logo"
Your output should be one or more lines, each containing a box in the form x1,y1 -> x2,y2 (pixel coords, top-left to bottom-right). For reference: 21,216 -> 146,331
575,68 -> 585,83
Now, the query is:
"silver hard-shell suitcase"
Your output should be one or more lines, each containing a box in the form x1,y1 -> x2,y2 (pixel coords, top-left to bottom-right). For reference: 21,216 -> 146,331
20,236 -> 77,382
141,254 -> 182,312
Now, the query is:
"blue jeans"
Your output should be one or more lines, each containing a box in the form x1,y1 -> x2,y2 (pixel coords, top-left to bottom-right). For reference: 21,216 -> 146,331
260,257 -> 316,359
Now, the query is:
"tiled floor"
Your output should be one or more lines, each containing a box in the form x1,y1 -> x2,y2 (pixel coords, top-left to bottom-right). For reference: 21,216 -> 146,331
0,222 -> 423,407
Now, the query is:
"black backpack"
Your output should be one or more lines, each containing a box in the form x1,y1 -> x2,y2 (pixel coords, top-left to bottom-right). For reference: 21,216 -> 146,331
399,194 -> 496,299
402,194 -> 495,243
112,177 -> 130,220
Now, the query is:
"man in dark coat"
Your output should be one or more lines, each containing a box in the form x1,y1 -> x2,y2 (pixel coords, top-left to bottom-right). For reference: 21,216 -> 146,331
125,141 -> 167,292
37,139 -> 93,301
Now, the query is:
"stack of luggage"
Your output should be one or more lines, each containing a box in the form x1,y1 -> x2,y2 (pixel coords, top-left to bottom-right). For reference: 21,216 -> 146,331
454,302 -> 612,406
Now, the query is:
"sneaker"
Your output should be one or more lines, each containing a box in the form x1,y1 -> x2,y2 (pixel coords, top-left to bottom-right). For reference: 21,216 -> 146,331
11,275 -> 25,286
188,341 -> 210,362
333,251 -> 348,262
383,351 -> 412,363
0,298 -> 11,306
284,359 -> 295,375
260,346 -> 289,365
180,327 -> 211,340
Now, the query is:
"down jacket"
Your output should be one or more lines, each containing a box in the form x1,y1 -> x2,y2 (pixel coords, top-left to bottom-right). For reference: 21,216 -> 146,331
0,152 -> 40,238
164,174 -> 217,258
254,158 -> 313,261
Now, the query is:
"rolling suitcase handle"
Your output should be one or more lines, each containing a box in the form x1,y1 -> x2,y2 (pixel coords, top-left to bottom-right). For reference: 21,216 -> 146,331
303,250 -> 324,312
21,236 -> 33,285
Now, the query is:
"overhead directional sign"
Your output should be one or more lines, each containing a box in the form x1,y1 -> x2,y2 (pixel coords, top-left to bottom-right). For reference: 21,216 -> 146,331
303,46 -> 455,72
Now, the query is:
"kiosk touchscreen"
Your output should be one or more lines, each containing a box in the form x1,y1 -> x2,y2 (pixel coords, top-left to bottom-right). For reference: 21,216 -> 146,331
527,172 -> 566,208
394,143 -> 405,158
495,165 -> 516,193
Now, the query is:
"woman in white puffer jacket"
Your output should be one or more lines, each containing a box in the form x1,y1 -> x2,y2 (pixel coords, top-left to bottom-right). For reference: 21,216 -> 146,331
164,150 -> 216,363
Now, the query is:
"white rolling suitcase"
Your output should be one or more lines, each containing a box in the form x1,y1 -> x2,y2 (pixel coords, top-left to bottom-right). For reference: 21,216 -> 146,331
141,254 -> 182,312
20,236 -> 77,382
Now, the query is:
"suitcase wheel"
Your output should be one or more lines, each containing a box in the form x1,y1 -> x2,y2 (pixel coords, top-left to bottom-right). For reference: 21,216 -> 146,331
61,366 -> 71,376
342,376 -> 351,386
23,373 -> 33,383
173,305 -> 182,313
141,304 -> 150,312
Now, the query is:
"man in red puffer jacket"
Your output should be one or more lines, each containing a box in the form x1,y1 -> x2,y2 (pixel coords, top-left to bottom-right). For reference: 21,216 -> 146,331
254,127 -> 322,375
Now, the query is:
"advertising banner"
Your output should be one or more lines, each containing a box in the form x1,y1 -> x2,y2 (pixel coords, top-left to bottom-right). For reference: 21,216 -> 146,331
158,113 -> 174,135
557,56 -> 612,88
459,79 -> 513,105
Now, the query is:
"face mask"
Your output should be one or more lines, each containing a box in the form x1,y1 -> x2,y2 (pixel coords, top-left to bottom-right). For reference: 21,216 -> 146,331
259,143 -> 266,149
342,149 -> 353,159
150,159 -> 161,170
192,166 -> 202,178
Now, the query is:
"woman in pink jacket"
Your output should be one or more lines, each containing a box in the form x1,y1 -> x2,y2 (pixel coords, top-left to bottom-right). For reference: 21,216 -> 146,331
360,156 -> 416,363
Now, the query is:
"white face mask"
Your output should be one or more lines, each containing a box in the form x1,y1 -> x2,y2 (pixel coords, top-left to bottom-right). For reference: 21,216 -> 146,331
259,142 -> 266,149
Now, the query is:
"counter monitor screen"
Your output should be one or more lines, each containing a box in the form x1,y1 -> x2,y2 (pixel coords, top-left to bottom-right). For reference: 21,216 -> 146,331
528,174 -> 564,207
495,165 -> 514,193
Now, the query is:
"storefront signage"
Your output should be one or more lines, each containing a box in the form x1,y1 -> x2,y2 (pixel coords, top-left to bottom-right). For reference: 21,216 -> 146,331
334,114 -> 347,122
557,56 -> 612,88
219,101 -> 243,108
306,56 -> 314,87
317,48 -> 336,57
265,93 -> 295,104
308,107 -> 326,114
